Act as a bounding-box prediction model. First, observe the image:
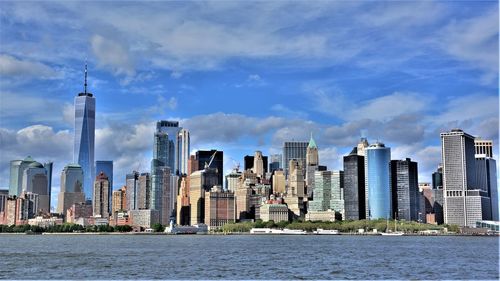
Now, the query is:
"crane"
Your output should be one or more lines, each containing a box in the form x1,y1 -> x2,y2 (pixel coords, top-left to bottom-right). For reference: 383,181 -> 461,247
205,150 -> 218,169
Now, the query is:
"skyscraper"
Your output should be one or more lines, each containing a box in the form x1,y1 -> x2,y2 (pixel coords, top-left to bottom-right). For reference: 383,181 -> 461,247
9,157 -> 51,201
253,151 -> 265,177
305,134 -> 319,197
93,172 -> 110,218
391,158 -> 419,221
195,150 -> 224,186
189,167 -> 219,225
343,147 -> 366,220
126,171 -> 140,211
96,160 -> 113,213
330,170 -> 345,219
74,64 -> 95,201
475,155 -> 498,221
366,142 -> 391,220
21,161 -> 50,214
57,164 -> 85,215
138,173 -> 151,209
177,129 -> 190,175
432,165 -> 443,189
155,120 -> 181,174
112,186 -> 127,214
441,129 -> 490,227
282,141 -> 308,177
244,153 -> 268,176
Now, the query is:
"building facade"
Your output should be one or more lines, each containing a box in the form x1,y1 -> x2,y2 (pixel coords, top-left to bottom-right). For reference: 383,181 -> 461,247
343,148 -> 366,220
92,172 -> 110,218
366,142 -> 391,220
74,67 -> 95,201
282,141 -> 308,177
391,159 -> 419,221
177,128 -> 190,175
112,186 -> 127,214
204,186 -> 235,229
57,164 -> 85,215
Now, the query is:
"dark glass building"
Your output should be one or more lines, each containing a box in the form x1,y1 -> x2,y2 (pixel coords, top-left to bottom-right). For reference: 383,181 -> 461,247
391,158 -> 419,221
195,150 -> 224,186
343,147 -> 366,220
432,166 -> 443,190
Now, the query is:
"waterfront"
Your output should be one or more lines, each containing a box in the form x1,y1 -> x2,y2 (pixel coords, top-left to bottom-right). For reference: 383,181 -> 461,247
0,235 -> 498,280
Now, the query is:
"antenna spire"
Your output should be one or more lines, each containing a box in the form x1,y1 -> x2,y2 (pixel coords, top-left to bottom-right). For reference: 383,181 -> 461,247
84,60 -> 88,94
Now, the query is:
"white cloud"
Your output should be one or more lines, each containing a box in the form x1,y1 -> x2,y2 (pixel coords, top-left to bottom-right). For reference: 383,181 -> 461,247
91,34 -> 135,77
0,54 -> 60,79
348,92 -> 427,121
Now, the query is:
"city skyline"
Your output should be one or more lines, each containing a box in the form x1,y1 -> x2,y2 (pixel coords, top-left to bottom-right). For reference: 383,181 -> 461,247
0,1 -> 498,211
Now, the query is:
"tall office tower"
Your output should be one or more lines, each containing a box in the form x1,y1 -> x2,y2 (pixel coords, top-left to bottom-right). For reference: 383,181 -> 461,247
92,172 -> 110,218
176,176 -> 190,225
137,173 -> 151,209
57,164 -> 85,215
282,141 -> 308,177
432,189 -> 444,224
343,148 -> 366,220
195,150 -> 224,186
177,129 -> 190,175
253,151 -> 265,178
309,171 -> 332,212
474,139 -> 493,158
305,135 -> 319,197
204,186 -> 236,230
272,170 -> 286,194
390,158 -> 419,221
288,159 -> 305,197
44,162 -> 53,211
366,142 -> 391,220
244,153 -> 268,175
96,160 -> 113,213
112,186 -> 127,215
16,159 -> 50,214
9,157 -> 52,202
151,165 -> 173,225
441,129 -> 490,227
269,154 -> 282,173
225,168 -> 242,192
330,170 -> 345,219
189,167 -> 219,225
155,120 -> 181,174
475,155 -> 498,221
432,165 -> 443,189
126,171 -> 140,210
356,138 -> 370,216
74,64 -> 95,201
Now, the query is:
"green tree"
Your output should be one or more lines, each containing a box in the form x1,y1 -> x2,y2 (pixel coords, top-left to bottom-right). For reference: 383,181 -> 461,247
152,223 -> 164,232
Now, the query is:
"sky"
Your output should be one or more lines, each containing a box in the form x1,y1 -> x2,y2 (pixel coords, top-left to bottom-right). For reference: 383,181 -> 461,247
0,1 -> 498,209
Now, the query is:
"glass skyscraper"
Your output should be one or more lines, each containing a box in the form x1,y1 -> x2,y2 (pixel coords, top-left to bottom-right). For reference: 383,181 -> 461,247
96,160 -> 113,213
391,158 -> 419,221
283,141 -> 308,177
366,142 -> 391,220
74,65 -> 95,201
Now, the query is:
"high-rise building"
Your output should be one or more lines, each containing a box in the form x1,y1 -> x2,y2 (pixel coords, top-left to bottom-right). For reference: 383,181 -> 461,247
204,186 -> 235,230
112,186 -> 127,214
176,176 -> 190,225
475,155 -> 498,221
195,150 -> 223,186
225,168 -> 242,192
330,171 -> 344,219
95,160 -> 113,213
93,172 -> 110,218
20,160 -> 50,214
177,129 -> 190,175
74,64 -> 95,201
126,171 -> 140,211
151,165 -> 173,225
305,135 -> 319,197
391,158 -> 419,221
57,164 -> 85,215
357,138 -> 369,157
282,141 -> 308,177
189,167 -> 219,225
0,190 -> 8,215
357,138 -> 370,216
432,165 -> 443,189
343,147 -> 366,220
288,159 -> 305,197
474,139 -> 493,158
269,154 -> 282,173
272,170 -> 286,194
366,142 -> 391,220
155,120 -> 181,174
253,151 -> 265,177
138,173 -> 151,210
309,171 -> 332,212
441,129 -> 490,227
244,153 -> 268,176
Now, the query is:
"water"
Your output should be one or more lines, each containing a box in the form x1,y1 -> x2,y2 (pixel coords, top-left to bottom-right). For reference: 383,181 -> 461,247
0,234 -> 498,280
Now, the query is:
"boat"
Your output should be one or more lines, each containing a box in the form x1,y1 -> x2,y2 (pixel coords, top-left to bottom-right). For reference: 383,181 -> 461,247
250,228 -> 272,234
164,221 -> 208,234
281,228 -> 307,235
313,228 -> 339,235
249,228 -> 306,235
381,216 -> 404,236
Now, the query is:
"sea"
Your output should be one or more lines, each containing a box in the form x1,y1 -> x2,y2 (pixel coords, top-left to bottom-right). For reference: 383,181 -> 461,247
0,234 -> 498,280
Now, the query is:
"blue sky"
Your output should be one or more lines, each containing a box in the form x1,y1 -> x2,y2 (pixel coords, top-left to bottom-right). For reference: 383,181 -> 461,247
0,1 -> 498,208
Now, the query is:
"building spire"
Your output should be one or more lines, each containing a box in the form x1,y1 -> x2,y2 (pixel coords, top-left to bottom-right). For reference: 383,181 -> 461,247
84,60 -> 88,94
